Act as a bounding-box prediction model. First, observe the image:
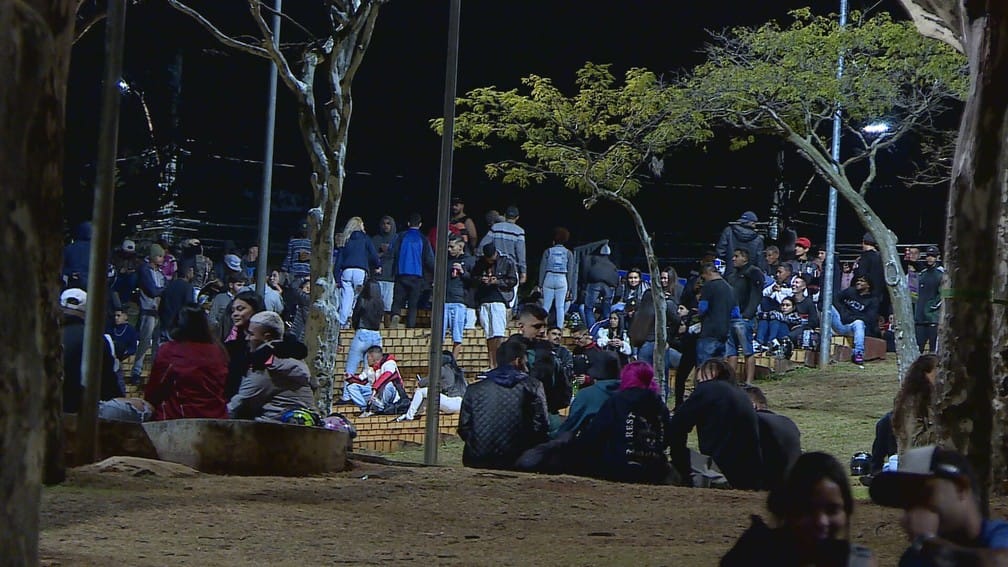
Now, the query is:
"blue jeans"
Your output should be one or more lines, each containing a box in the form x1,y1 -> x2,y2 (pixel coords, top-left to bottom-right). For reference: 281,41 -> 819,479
756,319 -> 791,345
444,302 -> 467,344
345,328 -> 382,375
98,399 -> 152,422
696,337 -> 726,365
829,306 -> 865,354
584,283 -> 613,328
638,341 -> 683,400
542,273 -> 568,326
338,267 -> 367,325
131,313 -> 159,378
343,383 -> 372,409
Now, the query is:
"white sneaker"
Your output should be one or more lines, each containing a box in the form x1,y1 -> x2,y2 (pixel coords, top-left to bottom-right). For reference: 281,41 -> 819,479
394,414 -> 411,422
359,411 -> 374,418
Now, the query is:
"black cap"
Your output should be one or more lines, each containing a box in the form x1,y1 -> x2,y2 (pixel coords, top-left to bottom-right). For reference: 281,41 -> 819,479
451,195 -> 463,205
862,232 -> 877,245
925,245 -> 940,257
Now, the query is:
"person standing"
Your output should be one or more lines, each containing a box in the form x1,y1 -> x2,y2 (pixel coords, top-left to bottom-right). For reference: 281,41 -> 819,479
696,262 -> 738,366
371,215 -> 398,321
389,213 -> 435,328
336,216 -> 380,327
444,236 -> 470,360
855,232 -> 888,319
450,196 -> 479,254
915,246 -> 944,353
479,205 -> 527,293
539,227 -> 574,327
716,211 -> 766,276
281,220 -> 312,282
473,243 -> 518,369
726,249 -> 764,385
582,244 -> 619,328
130,243 -> 166,384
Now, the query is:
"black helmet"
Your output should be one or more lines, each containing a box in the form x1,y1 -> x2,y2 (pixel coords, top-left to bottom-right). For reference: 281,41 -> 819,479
850,451 -> 871,476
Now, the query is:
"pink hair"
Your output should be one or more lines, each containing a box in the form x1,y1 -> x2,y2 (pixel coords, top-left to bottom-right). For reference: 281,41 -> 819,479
619,361 -> 659,394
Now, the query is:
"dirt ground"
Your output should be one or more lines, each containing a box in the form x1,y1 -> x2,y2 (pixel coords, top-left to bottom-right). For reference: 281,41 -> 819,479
40,457 -> 916,567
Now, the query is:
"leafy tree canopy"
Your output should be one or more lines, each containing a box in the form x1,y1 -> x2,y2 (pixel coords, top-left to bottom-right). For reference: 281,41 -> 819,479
435,62 -> 711,198
691,10 -> 966,166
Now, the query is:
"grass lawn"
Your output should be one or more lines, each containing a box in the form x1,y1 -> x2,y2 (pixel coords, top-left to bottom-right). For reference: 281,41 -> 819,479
386,357 -> 904,492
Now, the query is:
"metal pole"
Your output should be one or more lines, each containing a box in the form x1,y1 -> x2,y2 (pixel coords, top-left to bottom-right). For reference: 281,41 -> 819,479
424,0 -> 462,466
256,0 -> 282,295
78,0 -> 127,464
818,0 -> 848,369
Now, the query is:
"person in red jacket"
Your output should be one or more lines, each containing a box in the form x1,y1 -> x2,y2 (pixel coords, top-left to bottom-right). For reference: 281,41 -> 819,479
145,306 -> 229,420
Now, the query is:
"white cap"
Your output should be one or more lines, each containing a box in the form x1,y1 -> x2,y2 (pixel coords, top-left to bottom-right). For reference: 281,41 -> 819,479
60,288 -> 87,312
122,239 -> 136,252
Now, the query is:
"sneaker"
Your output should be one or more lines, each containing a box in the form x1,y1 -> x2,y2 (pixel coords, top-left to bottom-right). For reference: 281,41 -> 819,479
359,411 -> 374,418
393,414 -> 410,422
852,352 -> 865,365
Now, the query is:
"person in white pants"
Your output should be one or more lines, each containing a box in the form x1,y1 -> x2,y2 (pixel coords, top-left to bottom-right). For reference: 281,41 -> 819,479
397,388 -> 463,421
395,352 -> 469,422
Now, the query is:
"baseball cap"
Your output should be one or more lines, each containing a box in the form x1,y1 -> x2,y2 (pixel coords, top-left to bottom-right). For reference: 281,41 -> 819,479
505,205 -> 520,218
870,445 -> 976,508
224,254 -> 242,272
122,239 -> 136,253
863,232 -> 877,245
737,211 -> 758,224
795,237 -> 812,249
925,245 -> 940,257
60,288 -> 87,312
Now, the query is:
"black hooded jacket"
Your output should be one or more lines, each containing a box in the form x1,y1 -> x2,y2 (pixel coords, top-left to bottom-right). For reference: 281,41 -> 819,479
717,224 -> 766,275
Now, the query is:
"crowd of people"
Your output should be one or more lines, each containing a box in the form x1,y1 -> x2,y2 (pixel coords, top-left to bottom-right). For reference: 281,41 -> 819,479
58,201 -> 987,563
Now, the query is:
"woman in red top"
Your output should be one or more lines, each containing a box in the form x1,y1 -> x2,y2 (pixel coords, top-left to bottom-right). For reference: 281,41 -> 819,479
145,306 -> 229,420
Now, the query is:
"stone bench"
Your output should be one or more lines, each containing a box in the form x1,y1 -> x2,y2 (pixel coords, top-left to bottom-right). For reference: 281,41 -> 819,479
63,414 -> 350,475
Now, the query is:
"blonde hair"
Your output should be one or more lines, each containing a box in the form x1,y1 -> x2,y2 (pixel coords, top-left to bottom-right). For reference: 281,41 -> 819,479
338,216 -> 365,247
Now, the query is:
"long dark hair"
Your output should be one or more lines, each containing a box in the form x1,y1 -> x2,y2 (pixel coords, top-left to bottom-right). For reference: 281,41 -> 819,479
607,310 -> 626,333
354,277 -> 385,323
171,306 -> 215,343
230,290 -> 264,332
894,354 -> 939,427
767,451 -> 853,526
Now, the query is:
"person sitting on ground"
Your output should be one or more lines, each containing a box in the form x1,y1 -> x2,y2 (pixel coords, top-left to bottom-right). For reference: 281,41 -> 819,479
596,311 -> 632,364
395,351 -> 467,422
870,445 -> 1008,566
507,304 -> 572,427
553,350 -> 621,437
458,340 -> 549,470
145,306 -> 229,420
744,385 -> 801,491
227,311 -> 317,422
570,362 -> 675,484
668,358 -> 764,490
721,452 -> 876,566
357,345 -> 408,417
861,354 -> 939,486
829,275 -> 879,365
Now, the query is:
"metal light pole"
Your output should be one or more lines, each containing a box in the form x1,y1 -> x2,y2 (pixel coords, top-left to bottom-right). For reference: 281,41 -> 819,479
256,0 -> 282,295
78,0 -> 127,464
818,0 -> 848,369
424,0 -> 462,466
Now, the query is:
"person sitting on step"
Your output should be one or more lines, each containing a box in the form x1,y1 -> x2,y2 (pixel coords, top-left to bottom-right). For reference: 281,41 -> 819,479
395,351 -> 468,422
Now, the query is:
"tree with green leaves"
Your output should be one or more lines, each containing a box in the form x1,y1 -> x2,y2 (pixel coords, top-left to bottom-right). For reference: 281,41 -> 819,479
169,0 -> 386,413
690,10 -> 966,379
437,63 -> 711,396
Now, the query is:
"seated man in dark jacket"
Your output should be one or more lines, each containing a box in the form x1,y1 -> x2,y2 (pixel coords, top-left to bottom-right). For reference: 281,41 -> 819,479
458,340 -> 549,470
828,276 -> 879,365
668,358 -> 764,490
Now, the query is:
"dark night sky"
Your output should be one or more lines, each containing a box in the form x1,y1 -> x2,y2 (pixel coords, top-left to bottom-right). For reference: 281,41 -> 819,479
65,0 -> 948,267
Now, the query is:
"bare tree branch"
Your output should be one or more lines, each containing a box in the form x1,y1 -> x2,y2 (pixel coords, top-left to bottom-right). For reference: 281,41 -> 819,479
167,0 -> 268,57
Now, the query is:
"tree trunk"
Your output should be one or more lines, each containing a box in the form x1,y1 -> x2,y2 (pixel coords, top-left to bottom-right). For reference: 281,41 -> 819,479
935,6 -> 1008,502
605,193 -> 667,400
0,0 -> 75,562
786,133 -> 920,373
